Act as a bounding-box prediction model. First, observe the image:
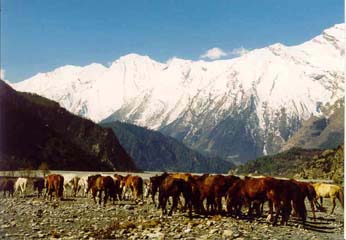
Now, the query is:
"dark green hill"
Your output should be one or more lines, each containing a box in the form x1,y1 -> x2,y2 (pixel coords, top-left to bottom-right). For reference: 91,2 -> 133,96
233,148 -> 323,177
301,144 -> 344,184
0,80 -> 137,171
232,144 -> 344,184
101,121 -> 234,173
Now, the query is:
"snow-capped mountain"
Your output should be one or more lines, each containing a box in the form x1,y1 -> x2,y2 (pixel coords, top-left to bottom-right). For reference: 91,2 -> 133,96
13,24 -> 345,163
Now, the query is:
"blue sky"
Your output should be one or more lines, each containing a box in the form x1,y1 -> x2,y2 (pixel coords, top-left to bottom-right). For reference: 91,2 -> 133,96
1,0 -> 344,82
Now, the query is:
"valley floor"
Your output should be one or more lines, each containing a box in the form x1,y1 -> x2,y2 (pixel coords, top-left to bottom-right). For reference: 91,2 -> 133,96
0,190 -> 343,240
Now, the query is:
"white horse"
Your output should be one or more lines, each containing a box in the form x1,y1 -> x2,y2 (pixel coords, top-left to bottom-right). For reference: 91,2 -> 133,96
77,176 -> 88,197
61,174 -> 77,196
14,178 -> 28,196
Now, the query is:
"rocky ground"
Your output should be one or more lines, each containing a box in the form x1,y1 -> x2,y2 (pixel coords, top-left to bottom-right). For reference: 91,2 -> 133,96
0,190 -> 343,240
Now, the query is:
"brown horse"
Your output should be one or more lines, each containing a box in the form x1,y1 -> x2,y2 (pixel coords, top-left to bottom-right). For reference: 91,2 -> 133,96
313,182 -> 344,214
193,174 -> 216,214
87,174 -> 116,206
113,174 -> 125,200
226,177 -> 307,225
209,175 -> 240,213
158,176 -> 193,219
226,177 -> 268,218
0,177 -> 16,197
45,174 -> 64,201
265,177 -> 307,225
290,179 -> 317,221
122,175 -> 144,202
33,177 -> 45,197
148,172 -> 169,206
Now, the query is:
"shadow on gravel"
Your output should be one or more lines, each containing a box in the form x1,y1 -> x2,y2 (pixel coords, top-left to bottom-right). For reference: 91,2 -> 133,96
61,198 -> 76,202
288,218 -> 341,233
114,202 -> 137,206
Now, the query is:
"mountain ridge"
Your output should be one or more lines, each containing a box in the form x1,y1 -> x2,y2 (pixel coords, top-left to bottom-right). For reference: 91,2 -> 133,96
12,23 -> 345,163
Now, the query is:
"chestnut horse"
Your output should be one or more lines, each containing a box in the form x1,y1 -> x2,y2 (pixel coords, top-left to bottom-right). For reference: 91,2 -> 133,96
45,174 -> 64,201
122,175 -> 144,202
87,174 -> 116,206
158,176 -> 193,219
226,177 -> 268,218
226,177 -> 307,225
290,179 -> 317,221
113,174 -> 125,200
313,183 -> 344,214
209,175 -> 240,213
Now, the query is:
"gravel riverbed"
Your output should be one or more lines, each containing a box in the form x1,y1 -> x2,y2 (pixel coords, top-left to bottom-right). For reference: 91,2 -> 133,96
0,192 -> 343,240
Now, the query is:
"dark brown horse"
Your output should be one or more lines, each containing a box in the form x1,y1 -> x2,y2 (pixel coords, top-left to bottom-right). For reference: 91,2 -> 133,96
226,177 -> 273,218
210,175 -> 240,213
33,177 -> 45,197
0,177 -> 16,197
148,172 -> 170,206
45,174 -> 64,201
158,176 -> 193,219
290,179 -> 317,221
265,177 -> 307,225
192,174 -> 216,214
87,174 -> 116,206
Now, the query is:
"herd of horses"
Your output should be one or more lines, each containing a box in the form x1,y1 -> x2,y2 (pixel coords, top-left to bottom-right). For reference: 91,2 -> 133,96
0,172 -> 343,226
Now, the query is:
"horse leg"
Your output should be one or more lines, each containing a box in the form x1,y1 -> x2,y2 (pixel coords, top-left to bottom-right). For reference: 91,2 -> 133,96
49,189 -> 53,201
92,190 -> 97,204
98,190 -> 103,205
337,191 -> 344,209
216,197 -> 222,214
152,189 -> 157,207
104,190 -> 108,207
272,202 -> 281,226
169,195 -> 178,216
310,200 -> 316,221
267,201 -> 273,221
160,195 -> 168,215
134,189 -> 138,203
320,197 -> 323,207
248,201 -> 254,217
330,197 -> 336,214
188,199 -> 192,219
55,186 -> 60,200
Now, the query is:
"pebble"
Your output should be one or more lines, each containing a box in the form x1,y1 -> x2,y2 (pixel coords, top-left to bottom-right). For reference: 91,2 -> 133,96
209,229 -> 218,234
222,229 -> 233,237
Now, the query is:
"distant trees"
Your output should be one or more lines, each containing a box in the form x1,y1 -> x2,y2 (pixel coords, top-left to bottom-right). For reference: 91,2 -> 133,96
38,162 -> 50,177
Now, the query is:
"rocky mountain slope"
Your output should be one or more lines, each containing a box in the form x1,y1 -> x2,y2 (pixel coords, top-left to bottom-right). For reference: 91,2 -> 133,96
281,99 -> 344,151
101,121 -> 234,173
0,80 -> 137,171
12,24 -> 345,163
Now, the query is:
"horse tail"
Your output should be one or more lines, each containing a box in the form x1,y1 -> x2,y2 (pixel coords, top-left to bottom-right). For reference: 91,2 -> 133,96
336,188 -> 344,208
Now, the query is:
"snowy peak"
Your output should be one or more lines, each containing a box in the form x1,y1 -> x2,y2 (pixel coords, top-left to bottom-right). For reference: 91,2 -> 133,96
12,24 -> 344,130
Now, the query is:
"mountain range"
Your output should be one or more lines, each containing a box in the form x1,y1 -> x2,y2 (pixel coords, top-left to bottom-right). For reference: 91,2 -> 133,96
12,23 -> 345,163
